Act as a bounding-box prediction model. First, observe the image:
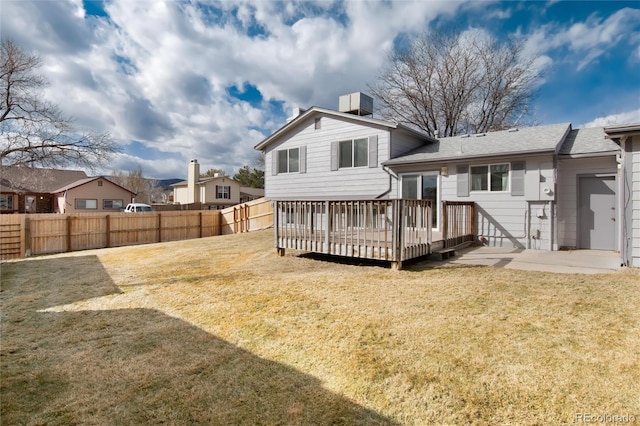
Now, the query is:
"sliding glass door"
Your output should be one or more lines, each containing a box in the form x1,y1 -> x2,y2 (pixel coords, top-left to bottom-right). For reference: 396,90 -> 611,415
401,172 -> 439,230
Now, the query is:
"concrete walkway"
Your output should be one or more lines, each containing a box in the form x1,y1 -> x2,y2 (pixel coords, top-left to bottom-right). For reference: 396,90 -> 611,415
430,246 -> 623,274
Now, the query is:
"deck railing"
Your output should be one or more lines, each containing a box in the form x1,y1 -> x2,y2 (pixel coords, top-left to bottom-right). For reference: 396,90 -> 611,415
441,201 -> 476,248
274,199 -> 432,268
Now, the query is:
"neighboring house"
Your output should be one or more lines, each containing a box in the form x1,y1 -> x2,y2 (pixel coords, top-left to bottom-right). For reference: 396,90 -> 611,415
172,160 -> 241,209
52,177 -> 135,214
255,92 -> 639,267
240,187 -> 265,203
1,167 -> 89,213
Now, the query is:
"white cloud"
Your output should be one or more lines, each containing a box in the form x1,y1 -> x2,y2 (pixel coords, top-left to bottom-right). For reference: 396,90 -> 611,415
4,0 -> 470,179
3,0 -> 636,179
581,108 -> 640,128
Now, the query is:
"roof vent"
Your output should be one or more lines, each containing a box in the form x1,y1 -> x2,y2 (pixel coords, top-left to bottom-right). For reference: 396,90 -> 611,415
338,92 -> 373,116
460,134 -> 470,138
508,128 -> 519,132
475,133 -> 486,137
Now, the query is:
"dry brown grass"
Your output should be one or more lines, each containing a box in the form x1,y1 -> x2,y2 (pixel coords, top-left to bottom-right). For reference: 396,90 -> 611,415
1,229 -> 639,425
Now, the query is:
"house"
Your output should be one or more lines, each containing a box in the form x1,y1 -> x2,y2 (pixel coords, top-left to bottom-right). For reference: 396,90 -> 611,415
255,92 -> 639,267
240,187 -> 265,204
172,160 -> 241,209
52,176 -> 135,214
0,166 -> 136,214
1,167 -> 88,213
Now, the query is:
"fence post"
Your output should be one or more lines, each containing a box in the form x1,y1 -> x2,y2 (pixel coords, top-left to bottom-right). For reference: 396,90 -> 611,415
66,215 -> 73,252
198,212 -> 203,238
105,214 -> 111,248
23,216 -> 31,257
157,213 -> 162,242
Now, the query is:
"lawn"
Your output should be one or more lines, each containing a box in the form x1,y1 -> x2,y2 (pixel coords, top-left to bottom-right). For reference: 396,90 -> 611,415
1,230 -> 638,425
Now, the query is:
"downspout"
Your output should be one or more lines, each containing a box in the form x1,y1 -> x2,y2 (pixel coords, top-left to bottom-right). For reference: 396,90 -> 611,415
376,165 -> 397,199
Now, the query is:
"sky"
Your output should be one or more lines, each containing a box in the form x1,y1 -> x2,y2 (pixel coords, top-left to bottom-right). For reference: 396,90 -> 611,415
1,0 -> 639,180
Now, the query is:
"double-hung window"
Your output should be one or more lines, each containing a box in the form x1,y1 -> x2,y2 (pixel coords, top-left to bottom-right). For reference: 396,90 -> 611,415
277,148 -> 299,173
216,185 -> 231,199
339,138 -> 368,168
470,164 -> 510,192
0,194 -> 14,210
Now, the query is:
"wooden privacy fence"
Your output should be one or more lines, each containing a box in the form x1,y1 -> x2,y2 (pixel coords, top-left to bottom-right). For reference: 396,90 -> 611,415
274,199 -> 432,269
0,198 -> 273,260
220,198 -> 274,235
441,201 -> 476,249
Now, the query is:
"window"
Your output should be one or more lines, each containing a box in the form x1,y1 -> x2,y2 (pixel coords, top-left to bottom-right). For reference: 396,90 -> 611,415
339,138 -> 368,168
103,199 -> 123,210
277,148 -> 299,173
76,199 -> 97,209
471,164 -> 510,192
0,194 -> 14,210
216,185 -> 230,199
314,117 -> 321,130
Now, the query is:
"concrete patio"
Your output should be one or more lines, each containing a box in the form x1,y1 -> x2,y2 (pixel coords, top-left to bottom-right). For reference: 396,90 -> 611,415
429,246 -> 623,274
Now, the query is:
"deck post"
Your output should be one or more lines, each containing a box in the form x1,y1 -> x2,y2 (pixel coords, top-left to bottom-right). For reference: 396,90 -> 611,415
324,201 -> 330,254
277,247 -> 285,256
391,260 -> 402,271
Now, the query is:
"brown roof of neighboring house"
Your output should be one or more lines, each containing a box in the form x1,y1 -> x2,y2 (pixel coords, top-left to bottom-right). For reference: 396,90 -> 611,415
51,176 -> 135,195
0,166 -> 88,193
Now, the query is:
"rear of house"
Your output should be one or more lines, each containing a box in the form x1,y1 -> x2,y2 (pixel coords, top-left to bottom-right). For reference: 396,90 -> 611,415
256,92 -> 638,267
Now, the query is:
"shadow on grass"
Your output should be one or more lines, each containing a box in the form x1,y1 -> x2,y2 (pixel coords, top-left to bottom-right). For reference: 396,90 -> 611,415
1,256 -> 397,425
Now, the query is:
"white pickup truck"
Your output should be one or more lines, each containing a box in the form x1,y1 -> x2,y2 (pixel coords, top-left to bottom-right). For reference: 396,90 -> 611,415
124,203 -> 153,212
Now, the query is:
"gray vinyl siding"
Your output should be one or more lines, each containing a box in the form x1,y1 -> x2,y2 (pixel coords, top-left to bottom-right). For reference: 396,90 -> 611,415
631,136 -> 640,266
556,156 -> 617,249
387,155 -> 555,248
390,129 -> 429,159
264,115 -> 391,199
440,155 -> 555,249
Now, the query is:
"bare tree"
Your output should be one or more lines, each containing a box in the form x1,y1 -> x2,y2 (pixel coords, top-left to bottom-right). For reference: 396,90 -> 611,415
110,167 -> 161,204
368,30 -> 541,137
1,39 -> 120,169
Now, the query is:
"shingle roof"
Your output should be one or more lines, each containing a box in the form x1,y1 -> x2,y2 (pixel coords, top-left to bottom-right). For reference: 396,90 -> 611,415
558,127 -> 620,156
0,166 -> 88,193
50,176 -> 135,194
384,122 -> 571,166
254,106 -> 435,151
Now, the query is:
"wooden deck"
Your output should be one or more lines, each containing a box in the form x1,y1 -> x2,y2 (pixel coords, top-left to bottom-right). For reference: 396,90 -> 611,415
274,199 -> 475,269
274,199 -> 432,269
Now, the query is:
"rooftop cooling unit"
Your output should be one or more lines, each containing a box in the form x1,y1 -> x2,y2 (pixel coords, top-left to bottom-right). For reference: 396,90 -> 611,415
338,92 -> 373,116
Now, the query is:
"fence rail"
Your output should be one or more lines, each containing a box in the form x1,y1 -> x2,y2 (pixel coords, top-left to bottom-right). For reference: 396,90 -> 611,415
274,199 -> 432,269
1,198 -> 273,260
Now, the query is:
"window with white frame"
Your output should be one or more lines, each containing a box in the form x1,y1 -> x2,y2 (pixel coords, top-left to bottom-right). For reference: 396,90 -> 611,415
277,148 -> 299,173
471,164 -> 510,192
103,199 -> 123,210
339,138 -> 368,168
0,194 -> 15,210
216,185 -> 231,199
76,199 -> 97,209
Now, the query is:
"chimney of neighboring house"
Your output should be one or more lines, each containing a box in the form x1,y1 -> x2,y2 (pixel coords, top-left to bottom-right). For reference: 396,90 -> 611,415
188,159 -> 200,204
338,92 -> 373,116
